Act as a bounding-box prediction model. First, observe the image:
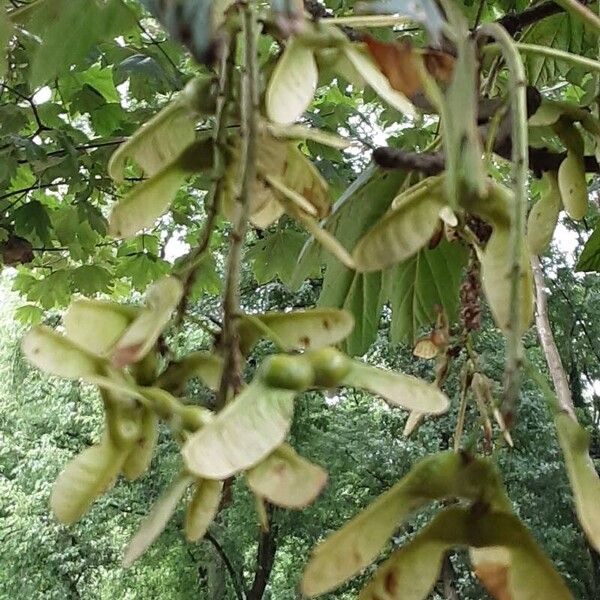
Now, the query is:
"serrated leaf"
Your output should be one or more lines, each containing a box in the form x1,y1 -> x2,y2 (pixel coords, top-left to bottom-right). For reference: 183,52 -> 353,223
27,0 -> 134,87
112,277 -> 183,367
353,188 -> 445,272
14,304 -> 43,325
342,45 -> 415,115
576,222 -> 600,271
185,479 -> 223,542
71,265 -> 113,295
246,444 -> 327,508
238,308 -> 354,354
63,300 -> 138,357
386,239 -> 468,344
108,161 -> 189,239
481,228 -> 534,336
108,99 -> 196,182
343,360 -> 449,414
123,472 -> 194,567
266,39 -> 318,124
51,438 -> 126,525
555,413 -> 600,552
247,230 -> 308,286
121,409 -> 159,481
182,381 -> 295,479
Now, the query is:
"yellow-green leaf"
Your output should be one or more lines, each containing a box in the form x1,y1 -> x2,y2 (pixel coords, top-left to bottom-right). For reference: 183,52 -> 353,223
555,412 -> 600,552
182,381 -> 295,479
342,45 -> 415,115
108,99 -> 196,182
353,190 -> 445,272
112,277 -> 183,367
266,122 -> 350,149
266,39 -> 318,125
185,479 -> 223,542
343,360 -> 449,414
246,444 -> 327,508
123,472 -> 194,567
108,161 -> 188,239
238,308 -> 354,354
63,300 -> 138,357
481,227 -> 534,336
558,151 -> 588,220
527,171 -> 561,255
51,438 -> 126,525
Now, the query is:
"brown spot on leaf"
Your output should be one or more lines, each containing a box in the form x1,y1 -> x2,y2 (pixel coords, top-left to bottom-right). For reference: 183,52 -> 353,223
112,343 -> 144,368
300,336 -> 311,348
323,319 -> 331,330
475,562 -> 511,600
384,569 -> 398,594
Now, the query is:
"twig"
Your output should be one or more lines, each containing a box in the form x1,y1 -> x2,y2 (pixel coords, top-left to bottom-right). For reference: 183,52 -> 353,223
531,256 -> 576,417
174,37 -> 236,323
204,532 -> 245,600
477,23 -> 529,424
216,3 -> 259,409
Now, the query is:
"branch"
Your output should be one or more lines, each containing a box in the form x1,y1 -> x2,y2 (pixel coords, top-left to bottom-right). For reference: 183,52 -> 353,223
216,4 -> 260,408
247,512 -> 278,600
497,0 -> 592,35
531,256 -> 576,418
204,532 -> 245,600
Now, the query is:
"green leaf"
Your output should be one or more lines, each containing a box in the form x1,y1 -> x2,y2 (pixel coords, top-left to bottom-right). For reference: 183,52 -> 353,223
0,7 -> 13,78
72,65 -> 119,102
184,479 -> 223,542
71,265 -> 113,295
13,200 -> 53,245
386,238 -> 468,344
576,222 -> 600,271
238,308 -> 355,354
247,230 -> 309,286
112,277 -> 183,367
266,39 -> 318,125
116,253 -> 171,291
51,438 -> 127,525
108,99 -> 197,182
555,413 -> 600,552
182,381 -> 296,479
123,472 -> 194,567
343,360 -> 450,414
14,304 -> 44,325
246,444 -> 327,509
27,0 -> 134,87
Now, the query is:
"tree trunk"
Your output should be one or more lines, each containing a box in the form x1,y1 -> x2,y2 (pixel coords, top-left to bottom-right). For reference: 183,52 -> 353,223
247,520 -> 278,600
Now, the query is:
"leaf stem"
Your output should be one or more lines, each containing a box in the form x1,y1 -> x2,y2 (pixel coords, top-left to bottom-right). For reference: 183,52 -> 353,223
478,23 -> 529,423
216,3 -> 259,409
483,42 -> 600,74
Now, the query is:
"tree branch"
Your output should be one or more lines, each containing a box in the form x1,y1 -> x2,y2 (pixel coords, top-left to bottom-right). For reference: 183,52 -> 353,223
204,532 -> 245,600
247,512 -> 278,600
216,4 -> 260,408
531,255 -> 576,417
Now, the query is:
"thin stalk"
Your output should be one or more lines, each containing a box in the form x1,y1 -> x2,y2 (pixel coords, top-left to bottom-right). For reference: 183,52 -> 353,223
216,4 -> 259,409
478,23 -> 529,424
553,0 -> 600,33
484,42 -> 600,75
174,37 -> 236,323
